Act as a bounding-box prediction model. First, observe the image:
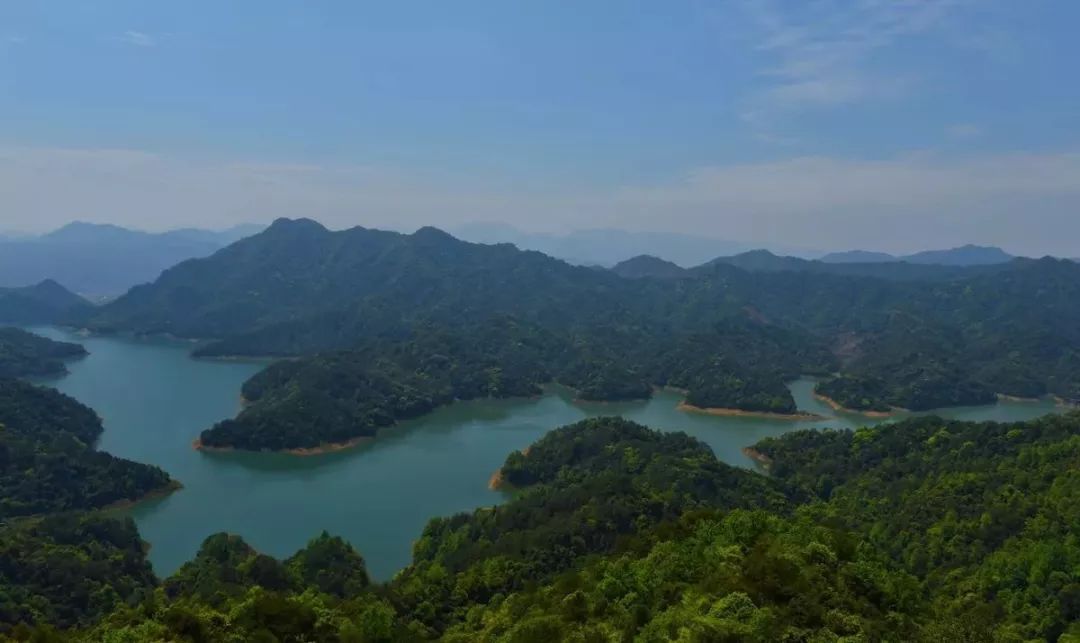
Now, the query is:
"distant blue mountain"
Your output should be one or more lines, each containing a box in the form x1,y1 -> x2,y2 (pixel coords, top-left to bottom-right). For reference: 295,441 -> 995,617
0,222 -> 264,297
902,244 -> 1014,265
818,250 -> 897,263
610,255 -> 689,279
451,222 -> 818,267
821,244 -> 1015,266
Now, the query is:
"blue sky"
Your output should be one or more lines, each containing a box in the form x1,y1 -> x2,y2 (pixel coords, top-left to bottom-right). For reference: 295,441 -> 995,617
1,1 -> 1078,254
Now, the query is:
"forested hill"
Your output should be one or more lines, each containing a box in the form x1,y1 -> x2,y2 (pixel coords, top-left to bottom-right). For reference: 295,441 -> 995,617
198,317 -> 833,451
82,219 -> 1080,449
0,327 -> 86,379
610,254 -> 689,279
9,412 -> 1080,640
0,280 -> 92,324
0,378 -> 175,518
87,218 -> 638,343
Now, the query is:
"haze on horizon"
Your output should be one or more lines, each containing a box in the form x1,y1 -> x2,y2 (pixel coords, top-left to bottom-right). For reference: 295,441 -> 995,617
2,1 -> 1078,256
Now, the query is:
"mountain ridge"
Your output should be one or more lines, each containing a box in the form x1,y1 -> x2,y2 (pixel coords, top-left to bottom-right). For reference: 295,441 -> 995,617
821,243 -> 1015,265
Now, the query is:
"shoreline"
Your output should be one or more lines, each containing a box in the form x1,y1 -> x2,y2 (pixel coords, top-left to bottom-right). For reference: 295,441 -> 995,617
194,353 -> 289,364
488,446 -> 530,491
283,436 -> 373,456
4,479 -> 184,528
997,393 -> 1043,403
192,435 -> 373,456
657,385 -> 690,395
1054,395 -> 1079,408
741,447 -> 773,470
812,393 -> 895,418
677,401 -> 824,421
103,479 -> 184,512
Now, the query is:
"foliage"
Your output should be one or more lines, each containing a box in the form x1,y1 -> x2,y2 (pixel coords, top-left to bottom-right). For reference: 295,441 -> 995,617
755,410 -> 1080,641
34,531 -> 396,643
0,513 -> 156,631
164,531 -> 370,605
393,418 -> 793,633
441,509 -> 923,642
7,413 -> 1080,641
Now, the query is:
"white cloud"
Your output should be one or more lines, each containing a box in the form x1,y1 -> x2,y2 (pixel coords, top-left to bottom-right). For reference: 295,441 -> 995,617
1,146 -> 1079,256
734,0 -> 968,137
120,30 -> 156,47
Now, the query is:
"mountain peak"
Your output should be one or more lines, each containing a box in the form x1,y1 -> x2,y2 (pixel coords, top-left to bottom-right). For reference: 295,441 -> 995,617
266,217 -> 326,232
820,249 -> 896,264
411,226 -> 458,243
33,278 -> 67,291
44,221 -> 142,242
904,245 -> 1013,266
736,249 -> 778,258
611,255 -> 687,279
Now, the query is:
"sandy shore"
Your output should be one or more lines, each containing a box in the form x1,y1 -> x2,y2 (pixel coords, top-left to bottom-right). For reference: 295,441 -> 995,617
812,393 -> 895,418
193,435 -> 372,456
191,437 -> 233,453
677,401 -> 824,421
103,479 -> 184,512
997,393 -> 1043,403
741,447 -> 773,469
282,436 -> 372,456
488,446 -> 532,490
1054,396 -> 1079,408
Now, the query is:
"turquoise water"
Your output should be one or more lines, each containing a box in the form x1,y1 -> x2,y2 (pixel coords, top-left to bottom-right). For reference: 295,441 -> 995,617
32,327 -> 1065,580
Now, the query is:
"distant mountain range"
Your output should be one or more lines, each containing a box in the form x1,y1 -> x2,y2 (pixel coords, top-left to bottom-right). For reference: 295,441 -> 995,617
0,222 -> 264,298
0,218 -> 1041,300
820,244 -> 1015,266
450,223 -> 1039,269
612,248 -> 1015,282
450,222 -> 818,267
608,255 -> 688,279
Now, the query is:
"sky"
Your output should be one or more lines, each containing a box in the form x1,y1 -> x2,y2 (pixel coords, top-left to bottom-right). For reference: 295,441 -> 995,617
1,1 -> 1078,255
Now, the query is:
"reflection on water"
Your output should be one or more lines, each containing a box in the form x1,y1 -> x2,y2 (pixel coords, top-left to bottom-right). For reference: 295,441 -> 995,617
30,327 -> 1067,580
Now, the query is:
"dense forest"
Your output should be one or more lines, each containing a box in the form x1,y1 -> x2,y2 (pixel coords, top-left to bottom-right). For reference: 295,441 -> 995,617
5,412 -> 1080,641
77,220 -> 1080,450
0,327 -> 87,379
200,317 -> 832,450
0,378 -> 176,518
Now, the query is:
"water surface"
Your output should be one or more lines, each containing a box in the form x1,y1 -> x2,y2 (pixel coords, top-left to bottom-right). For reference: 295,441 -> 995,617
32,327 -> 1065,580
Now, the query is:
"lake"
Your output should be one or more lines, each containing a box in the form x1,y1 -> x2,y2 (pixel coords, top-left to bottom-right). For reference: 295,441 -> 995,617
32,327 -> 1066,580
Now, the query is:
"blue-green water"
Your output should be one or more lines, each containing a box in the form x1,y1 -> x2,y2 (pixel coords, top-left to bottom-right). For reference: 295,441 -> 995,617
32,327 -> 1066,580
